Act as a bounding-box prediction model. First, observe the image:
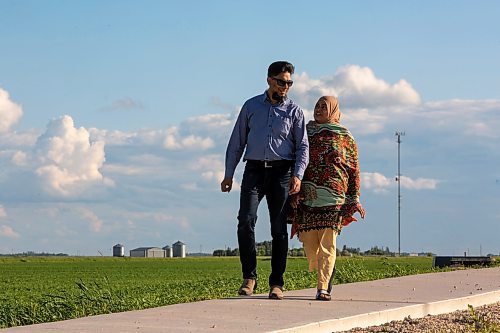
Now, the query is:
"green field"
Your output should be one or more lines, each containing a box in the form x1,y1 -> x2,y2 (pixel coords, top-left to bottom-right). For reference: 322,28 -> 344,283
0,255 -> 487,328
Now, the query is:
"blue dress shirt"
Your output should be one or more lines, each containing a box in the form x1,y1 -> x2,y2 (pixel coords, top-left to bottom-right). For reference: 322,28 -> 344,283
224,92 -> 309,180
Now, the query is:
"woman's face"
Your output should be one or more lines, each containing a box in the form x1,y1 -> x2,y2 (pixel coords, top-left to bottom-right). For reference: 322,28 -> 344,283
314,100 -> 329,124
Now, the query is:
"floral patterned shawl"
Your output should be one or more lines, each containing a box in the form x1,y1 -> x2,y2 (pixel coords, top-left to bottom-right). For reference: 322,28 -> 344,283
289,120 -> 362,234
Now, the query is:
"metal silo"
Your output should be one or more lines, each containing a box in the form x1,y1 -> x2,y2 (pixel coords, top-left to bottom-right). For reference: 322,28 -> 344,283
163,245 -> 173,258
172,241 -> 186,258
113,244 -> 125,257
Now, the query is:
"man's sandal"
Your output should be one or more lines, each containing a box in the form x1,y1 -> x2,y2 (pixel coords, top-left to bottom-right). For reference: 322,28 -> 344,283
315,289 -> 331,301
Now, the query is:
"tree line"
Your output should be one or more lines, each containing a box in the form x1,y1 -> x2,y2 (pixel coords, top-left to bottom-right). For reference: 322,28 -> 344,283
213,241 -> 306,257
0,251 -> 69,257
213,243 -> 434,257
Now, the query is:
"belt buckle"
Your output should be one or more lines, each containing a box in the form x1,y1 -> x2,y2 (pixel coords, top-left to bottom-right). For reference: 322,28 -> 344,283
264,161 -> 272,168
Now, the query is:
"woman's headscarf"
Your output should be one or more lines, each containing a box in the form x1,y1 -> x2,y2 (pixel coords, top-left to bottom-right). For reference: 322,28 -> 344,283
318,96 -> 341,123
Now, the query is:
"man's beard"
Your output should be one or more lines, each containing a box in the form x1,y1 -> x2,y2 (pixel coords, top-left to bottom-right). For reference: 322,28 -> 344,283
272,92 -> 285,103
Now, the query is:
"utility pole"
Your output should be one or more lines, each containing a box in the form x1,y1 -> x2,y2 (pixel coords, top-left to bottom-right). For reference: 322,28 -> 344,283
395,131 -> 405,256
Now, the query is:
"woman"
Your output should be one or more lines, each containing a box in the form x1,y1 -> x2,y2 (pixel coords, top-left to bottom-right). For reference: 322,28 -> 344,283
289,96 -> 365,301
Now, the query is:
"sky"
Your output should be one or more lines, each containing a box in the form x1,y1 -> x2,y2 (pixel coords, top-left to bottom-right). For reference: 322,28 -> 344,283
0,0 -> 499,256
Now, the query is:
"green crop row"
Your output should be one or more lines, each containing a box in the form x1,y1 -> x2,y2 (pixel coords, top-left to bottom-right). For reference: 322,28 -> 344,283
0,256 -> 445,328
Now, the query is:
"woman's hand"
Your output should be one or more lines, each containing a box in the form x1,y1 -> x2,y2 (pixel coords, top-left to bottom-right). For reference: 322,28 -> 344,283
356,204 -> 366,219
289,194 -> 301,208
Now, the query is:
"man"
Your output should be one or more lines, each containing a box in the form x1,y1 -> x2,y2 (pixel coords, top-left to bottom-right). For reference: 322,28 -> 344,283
221,61 -> 309,300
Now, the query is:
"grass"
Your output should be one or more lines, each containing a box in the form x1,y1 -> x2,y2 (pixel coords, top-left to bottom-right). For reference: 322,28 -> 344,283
468,304 -> 500,333
0,255 -> 496,328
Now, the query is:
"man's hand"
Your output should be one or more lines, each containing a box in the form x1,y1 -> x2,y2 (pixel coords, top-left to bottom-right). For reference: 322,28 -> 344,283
288,176 -> 301,195
221,177 -> 233,193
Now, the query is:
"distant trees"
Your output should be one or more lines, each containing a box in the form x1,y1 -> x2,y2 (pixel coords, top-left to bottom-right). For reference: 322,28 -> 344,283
212,247 -> 239,257
212,241 -> 306,257
288,247 -> 305,257
0,251 -> 69,257
339,245 -> 396,256
363,246 -> 392,256
341,245 -> 361,256
256,241 -> 272,256
212,242 -> 402,257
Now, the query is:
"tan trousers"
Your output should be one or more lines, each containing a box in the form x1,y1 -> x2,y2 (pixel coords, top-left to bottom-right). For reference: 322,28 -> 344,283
299,229 -> 338,290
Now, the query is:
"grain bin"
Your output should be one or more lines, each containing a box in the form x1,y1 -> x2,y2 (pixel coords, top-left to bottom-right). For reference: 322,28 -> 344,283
172,241 -> 186,258
113,244 -> 125,257
163,245 -> 173,258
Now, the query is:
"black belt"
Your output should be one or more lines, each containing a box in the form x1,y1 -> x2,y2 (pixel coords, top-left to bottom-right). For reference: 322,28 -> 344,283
246,160 -> 293,168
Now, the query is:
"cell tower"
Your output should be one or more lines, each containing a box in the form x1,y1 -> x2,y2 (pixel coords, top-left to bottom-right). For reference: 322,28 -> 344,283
395,131 -> 405,256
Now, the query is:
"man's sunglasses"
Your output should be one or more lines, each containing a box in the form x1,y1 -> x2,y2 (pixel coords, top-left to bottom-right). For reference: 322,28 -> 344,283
272,77 -> 294,87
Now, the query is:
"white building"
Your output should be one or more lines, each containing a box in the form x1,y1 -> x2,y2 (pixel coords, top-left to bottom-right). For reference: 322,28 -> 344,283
129,247 -> 166,258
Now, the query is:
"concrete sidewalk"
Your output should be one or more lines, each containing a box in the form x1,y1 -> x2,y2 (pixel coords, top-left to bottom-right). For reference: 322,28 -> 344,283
3,267 -> 500,333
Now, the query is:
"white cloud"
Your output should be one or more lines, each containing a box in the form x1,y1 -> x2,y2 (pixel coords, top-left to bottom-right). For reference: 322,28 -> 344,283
0,129 -> 41,149
89,128 -> 171,147
76,207 -> 103,233
11,151 -> 27,166
189,154 -> 224,172
184,113 -> 235,133
103,154 -> 168,177
0,205 -> 6,218
333,65 -> 421,108
341,108 -> 388,135
88,128 -> 138,145
361,172 -> 393,193
292,65 -> 421,109
361,172 -> 438,192
0,88 -> 23,133
163,127 -> 215,150
400,176 -> 438,190
34,115 -> 113,197
201,170 -> 225,182
90,125 -> 219,152
0,225 -> 20,239
103,164 -> 148,176
288,65 -> 425,137
187,154 -> 228,190
422,99 -> 500,139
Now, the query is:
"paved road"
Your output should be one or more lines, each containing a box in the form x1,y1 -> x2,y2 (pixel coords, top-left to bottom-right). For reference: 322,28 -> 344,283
3,267 -> 500,333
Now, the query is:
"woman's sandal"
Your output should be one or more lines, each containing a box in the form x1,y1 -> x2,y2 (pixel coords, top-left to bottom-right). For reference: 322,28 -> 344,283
315,289 -> 331,301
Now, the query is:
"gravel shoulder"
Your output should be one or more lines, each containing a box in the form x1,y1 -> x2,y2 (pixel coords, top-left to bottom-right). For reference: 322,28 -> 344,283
339,302 -> 500,333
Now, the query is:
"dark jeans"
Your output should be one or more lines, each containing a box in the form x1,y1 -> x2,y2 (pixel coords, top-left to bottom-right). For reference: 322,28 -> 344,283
237,161 -> 291,287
